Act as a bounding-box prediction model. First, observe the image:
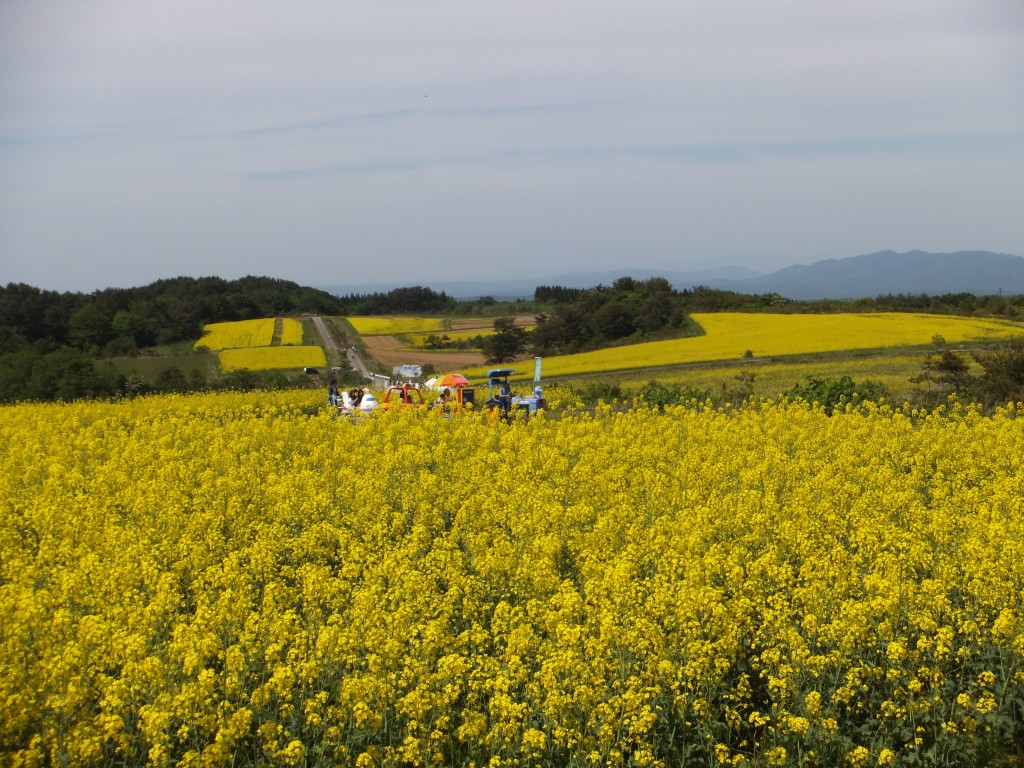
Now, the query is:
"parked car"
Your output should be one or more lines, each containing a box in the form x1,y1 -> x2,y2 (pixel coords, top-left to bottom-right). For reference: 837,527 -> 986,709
303,367 -> 320,375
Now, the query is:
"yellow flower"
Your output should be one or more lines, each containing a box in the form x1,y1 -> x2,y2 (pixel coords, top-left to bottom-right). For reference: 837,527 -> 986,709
847,746 -> 870,767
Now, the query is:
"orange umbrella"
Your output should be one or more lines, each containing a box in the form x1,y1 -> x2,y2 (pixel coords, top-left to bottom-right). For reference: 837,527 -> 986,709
434,373 -> 470,388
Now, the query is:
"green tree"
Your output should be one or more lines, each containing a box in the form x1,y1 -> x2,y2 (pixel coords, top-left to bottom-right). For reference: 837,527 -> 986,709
157,366 -> 188,392
973,338 -> 1024,404
593,301 -> 636,340
68,301 -> 112,351
482,317 -> 527,364
909,349 -> 975,407
112,309 -> 157,347
48,348 -> 106,400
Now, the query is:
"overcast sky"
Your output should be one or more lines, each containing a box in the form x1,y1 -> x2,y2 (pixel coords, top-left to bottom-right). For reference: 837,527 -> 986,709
1,0 -> 1022,294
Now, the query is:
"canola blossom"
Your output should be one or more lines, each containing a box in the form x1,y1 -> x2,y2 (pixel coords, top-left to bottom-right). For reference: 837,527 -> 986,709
219,346 -> 326,372
279,319 -> 305,347
346,317 -> 449,336
2,393 -> 1023,767
472,313 -> 1024,379
346,317 -> 525,339
194,319 -> 318,371
194,320 -> 277,351
407,327 -> 535,349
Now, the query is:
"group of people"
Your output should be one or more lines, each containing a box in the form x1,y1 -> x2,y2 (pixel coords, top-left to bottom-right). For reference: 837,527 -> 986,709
328,379 -> 366,411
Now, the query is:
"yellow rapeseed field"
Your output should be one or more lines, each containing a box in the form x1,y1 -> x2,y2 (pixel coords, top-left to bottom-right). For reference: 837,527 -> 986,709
194,320 -> 276,351
346,317 -> 448,336
220,346 -> 326,372
2,392 -> 1023,767
407,326 -> 536,348
481,313 -> 1024,379
279,319 -> 305,346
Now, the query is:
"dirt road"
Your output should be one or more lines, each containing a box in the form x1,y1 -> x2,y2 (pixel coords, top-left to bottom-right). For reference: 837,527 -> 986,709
310,315 -> 371,378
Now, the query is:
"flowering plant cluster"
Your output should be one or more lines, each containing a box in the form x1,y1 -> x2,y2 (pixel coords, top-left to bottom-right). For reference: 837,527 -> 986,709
2,392 -> 1022,767
278,319 -> 305,347
346,317 -> 450,336
219,346 -> 326,373
193,320 -> 278,351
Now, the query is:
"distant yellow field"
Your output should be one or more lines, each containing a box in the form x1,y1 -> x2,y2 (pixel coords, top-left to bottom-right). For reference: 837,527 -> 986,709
194,319 -> 276,351
219,346 -> 326,372
468,312 -> 1024,379
347,316 -> 532,339
346,317 -> 447,335
279,318 -> 304,346
407,329 -> 488,346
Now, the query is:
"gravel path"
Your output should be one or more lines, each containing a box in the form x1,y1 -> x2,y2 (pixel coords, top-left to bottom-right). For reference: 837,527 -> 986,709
311,315 -> 371,378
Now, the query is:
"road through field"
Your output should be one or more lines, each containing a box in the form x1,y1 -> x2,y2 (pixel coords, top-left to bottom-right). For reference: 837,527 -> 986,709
311,315 -> 372,378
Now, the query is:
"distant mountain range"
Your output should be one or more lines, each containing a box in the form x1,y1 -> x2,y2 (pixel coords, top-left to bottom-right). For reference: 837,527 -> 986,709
321,250 -> 1024,301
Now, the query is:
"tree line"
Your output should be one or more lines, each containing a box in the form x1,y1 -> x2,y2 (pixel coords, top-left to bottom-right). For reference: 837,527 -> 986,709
670,286 -> 1024,317
334,286 -> 457,315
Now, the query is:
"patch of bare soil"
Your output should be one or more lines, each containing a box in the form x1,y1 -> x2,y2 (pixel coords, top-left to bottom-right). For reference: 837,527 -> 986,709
362,335 -> 486,370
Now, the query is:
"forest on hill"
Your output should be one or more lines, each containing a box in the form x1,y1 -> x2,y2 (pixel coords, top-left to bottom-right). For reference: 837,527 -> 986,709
0,277 -> 344,402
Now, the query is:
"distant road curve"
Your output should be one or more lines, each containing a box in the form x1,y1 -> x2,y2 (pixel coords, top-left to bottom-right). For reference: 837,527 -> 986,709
310,315 -> 371,378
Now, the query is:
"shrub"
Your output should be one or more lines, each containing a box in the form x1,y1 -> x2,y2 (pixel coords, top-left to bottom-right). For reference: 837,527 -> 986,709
637,379 -> 712,410
782,375 -> 887,414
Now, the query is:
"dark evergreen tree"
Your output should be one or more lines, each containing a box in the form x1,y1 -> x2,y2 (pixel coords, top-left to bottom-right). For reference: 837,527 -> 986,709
482,317 -> 527,363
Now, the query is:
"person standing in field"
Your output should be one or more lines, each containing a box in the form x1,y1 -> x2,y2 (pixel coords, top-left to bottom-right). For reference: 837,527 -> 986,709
328,379 -> 340,407
498,380 -> 512,413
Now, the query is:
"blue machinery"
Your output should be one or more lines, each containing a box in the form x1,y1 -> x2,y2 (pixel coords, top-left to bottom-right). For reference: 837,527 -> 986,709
484,357 -> 545,415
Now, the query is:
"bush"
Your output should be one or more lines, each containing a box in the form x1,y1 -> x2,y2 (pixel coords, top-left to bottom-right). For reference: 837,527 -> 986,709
782,375 -> 887,414
973,337 -> 1024,405
637,380 -> 712,411
569,381 -> 624,405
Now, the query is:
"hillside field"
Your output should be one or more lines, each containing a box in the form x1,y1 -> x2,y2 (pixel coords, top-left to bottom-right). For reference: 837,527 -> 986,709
341,312 -> 1024,401
2,392 -> 1023,766
464,313 -> 1024,378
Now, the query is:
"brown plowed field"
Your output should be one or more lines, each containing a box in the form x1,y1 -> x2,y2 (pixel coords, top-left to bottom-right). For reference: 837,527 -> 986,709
362,335 -> 485,369
358,316 -> 534,371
